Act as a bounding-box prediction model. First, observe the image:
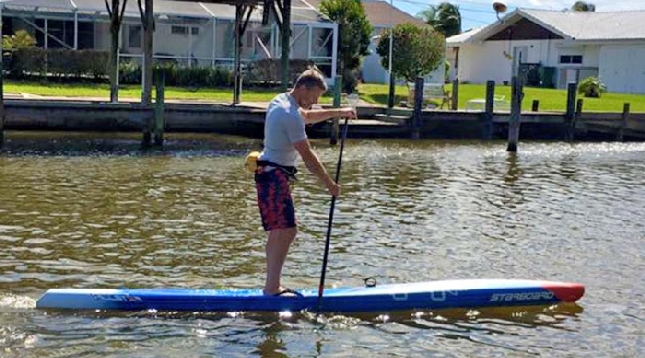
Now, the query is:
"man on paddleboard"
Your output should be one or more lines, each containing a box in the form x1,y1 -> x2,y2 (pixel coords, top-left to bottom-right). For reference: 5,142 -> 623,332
254,68 -> 356,296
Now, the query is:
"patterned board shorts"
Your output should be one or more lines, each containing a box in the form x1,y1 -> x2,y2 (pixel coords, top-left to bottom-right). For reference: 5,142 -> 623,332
255,167 -> 296,231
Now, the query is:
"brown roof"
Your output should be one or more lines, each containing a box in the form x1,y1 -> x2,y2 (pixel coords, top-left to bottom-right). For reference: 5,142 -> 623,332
302,0 -> 425,27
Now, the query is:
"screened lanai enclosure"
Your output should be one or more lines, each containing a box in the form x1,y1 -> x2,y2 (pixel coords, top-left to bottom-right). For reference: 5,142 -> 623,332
0,0 -> 338,87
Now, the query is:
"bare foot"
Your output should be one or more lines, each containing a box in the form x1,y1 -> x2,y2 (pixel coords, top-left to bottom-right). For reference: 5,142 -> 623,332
263,287 -> 302,297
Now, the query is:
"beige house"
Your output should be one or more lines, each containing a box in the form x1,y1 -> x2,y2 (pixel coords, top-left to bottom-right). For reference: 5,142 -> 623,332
0,0 -> 339,80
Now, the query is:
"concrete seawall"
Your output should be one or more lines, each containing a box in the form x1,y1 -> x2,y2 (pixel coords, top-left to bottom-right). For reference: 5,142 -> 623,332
4,99 -> 267,137
2,98 -> 645,141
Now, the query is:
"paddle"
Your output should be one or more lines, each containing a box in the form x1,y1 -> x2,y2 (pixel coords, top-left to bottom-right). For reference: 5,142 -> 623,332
316,93 -> 358,313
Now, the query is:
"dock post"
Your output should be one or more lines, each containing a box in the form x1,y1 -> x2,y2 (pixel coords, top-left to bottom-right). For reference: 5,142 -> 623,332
142,111 -> 152,148
564,83 -> 578,141
506,75 -> 523,152
565,82 -> 577,120
411,76 -> 424,139
153,68 -> 166,146
330,75 -> 341,145
532,100 -> 539,112
451,79 -> 459,110
617,103 -> 630,141
483,80 -> 495,139
387,74 -> 395,114
568,99 -> 583,142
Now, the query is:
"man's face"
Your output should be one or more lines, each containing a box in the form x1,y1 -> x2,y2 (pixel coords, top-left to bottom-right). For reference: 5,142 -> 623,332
298,87 -> 325,109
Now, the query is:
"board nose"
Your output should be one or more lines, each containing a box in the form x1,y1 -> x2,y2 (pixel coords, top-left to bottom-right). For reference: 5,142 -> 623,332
542,282 -> 585,302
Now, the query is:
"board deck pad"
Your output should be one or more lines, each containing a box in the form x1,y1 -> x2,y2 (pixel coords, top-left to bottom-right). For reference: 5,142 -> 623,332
36,279 -> 585,313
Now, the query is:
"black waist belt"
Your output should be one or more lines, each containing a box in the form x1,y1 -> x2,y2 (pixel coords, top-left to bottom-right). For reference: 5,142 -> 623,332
257,160 -> 298,176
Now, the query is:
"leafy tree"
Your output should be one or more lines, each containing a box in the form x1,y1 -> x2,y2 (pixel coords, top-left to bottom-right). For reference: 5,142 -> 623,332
417,2 -> 461,38
572,1 -> 596,11
2,30 -> 37,52
320,0 -> 372,93
376,24 -> 445,88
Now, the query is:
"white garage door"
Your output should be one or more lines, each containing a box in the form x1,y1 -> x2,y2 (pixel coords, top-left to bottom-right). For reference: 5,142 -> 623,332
599,46 -> 645,94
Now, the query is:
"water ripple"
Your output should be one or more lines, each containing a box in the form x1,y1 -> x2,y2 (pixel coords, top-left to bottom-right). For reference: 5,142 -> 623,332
0,139 -> 644,357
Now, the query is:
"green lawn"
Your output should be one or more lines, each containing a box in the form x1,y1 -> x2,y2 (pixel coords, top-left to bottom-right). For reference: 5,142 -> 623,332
5,80 -> 645,112
3,81 -> 285,103
357,82 -> 645,113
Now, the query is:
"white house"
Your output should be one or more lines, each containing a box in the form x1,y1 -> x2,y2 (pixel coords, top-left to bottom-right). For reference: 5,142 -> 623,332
0,0 -> 338,79
446,9 -> 645,94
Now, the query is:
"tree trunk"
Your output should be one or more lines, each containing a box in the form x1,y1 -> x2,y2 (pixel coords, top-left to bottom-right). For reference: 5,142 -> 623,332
109,0 -> 120,103
141,0 -> 154,105
280,0 -> 291,91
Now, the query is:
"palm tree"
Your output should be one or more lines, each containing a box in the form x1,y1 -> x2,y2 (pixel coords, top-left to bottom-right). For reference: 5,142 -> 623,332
571,1 -> 596,12
417,2 -> 461,38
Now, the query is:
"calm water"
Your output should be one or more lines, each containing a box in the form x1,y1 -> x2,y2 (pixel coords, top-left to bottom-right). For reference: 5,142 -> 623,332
1,132 -> 644,357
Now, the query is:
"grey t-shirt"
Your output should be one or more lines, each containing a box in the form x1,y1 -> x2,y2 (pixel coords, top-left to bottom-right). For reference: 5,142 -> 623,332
258,93 -> 307,167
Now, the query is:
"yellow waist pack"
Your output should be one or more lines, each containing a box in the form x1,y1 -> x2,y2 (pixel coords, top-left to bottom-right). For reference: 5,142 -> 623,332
245,151 -> 261,173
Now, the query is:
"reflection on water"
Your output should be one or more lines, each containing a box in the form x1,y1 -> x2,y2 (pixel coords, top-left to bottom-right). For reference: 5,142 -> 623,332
1,133 -> 644,357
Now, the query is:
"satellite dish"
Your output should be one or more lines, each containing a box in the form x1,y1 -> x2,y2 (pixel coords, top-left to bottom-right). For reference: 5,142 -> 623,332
493,2 -> 507,14
493,2 -> 507,23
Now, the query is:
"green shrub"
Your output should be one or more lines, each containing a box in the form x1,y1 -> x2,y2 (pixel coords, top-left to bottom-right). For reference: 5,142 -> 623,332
9,47 -> 109,80
118,61 -> 141,84
578,76 -> 606,98
119,61 -> 234,87
6,47 -> 234,87
245,58 -> 316,85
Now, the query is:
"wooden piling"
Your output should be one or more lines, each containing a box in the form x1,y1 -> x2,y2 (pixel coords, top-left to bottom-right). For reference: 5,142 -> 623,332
451,79 -> 459,110
617,103 -> 630,141
483,80 -> 495,139
506,75 -> 522,152
153,69 -> 166,146
330,75 -> 341,145
565,82 -> 577,120
567,99 -> 583,142
411,77 -> 424,139
387,74 -> 395,113
532,100 -> 539,112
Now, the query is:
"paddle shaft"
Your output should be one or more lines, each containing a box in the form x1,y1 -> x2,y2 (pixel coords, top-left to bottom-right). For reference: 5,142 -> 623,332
317,115 -> 350,310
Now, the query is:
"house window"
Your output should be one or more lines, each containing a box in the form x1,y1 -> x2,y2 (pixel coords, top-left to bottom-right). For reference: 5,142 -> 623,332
172,26 -> 199,36
560,55 -> 583,64
129,25 -> 142,48
172,26 -> 187,35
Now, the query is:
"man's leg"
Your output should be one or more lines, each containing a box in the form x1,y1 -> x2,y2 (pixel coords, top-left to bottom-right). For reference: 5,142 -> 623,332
256,168 -> 298,295
264,227 -> 297,295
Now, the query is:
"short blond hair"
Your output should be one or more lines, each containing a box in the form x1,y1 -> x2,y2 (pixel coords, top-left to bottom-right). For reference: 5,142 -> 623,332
294,67 -> 328,92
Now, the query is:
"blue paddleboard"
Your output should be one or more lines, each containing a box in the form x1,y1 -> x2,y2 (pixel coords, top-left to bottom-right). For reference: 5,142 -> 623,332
36,279 -> 584,313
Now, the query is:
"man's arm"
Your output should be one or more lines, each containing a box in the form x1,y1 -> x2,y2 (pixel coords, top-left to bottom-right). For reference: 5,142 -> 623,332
293,138 -> 340,196
299,107 -> 356,125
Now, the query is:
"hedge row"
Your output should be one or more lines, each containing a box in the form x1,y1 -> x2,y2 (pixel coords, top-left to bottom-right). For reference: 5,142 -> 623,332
7,48 -> 110,80
4,48 -> 322,88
